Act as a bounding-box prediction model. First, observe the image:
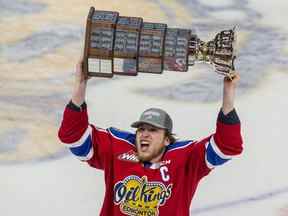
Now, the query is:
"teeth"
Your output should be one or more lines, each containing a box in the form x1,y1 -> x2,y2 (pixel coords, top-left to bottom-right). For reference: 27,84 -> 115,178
141,141 -> 149,145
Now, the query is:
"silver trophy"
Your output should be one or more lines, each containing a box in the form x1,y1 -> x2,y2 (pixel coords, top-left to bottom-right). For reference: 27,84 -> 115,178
83,7 -> 236,79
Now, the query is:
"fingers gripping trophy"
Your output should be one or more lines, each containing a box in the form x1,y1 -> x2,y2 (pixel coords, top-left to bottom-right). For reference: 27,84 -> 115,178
83,7 -> 236,80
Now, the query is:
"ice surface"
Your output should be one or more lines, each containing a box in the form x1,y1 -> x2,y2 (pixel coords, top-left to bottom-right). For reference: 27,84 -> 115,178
0,0 -> 288,215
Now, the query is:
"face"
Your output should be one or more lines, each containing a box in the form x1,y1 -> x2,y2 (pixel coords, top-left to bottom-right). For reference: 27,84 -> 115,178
136,124 -> 170,163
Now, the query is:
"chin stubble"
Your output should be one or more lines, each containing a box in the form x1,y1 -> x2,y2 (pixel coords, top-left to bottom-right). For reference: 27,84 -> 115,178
137,145 -> 166,163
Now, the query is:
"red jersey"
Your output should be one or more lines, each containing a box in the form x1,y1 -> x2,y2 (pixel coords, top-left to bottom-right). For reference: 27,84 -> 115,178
58,102 -> 243,216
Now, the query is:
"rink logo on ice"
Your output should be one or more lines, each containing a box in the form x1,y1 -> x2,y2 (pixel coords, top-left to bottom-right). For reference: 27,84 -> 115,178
114,175 -> 173,216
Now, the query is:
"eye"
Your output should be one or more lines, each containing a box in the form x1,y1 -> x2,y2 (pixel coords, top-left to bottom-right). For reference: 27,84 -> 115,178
148,128 -> 157,132
137,127 -> 145,132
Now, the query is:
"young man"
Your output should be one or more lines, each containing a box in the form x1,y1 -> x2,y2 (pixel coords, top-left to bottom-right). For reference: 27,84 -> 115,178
58,59 -> 243,216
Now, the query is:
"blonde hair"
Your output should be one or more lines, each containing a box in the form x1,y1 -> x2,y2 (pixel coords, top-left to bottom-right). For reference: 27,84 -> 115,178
165,130 -> 177,144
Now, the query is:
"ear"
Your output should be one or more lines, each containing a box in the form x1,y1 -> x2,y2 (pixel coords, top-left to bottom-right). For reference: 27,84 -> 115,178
164,137 -> 170,146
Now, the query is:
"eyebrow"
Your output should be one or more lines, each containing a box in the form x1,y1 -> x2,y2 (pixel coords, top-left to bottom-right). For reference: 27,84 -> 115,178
137,126 -> 160,131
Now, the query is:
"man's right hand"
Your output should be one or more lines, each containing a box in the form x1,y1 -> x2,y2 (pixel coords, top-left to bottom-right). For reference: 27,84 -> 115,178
222,72 -> 240,115
75,57 -> 90,84
72,57 -> 89,107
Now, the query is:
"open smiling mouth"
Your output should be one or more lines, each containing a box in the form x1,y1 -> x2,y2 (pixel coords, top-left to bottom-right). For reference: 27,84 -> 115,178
140,141 -> 150,151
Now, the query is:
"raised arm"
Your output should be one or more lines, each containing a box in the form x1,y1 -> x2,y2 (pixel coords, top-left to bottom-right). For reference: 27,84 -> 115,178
58,58 -> 115,169
58,57 -> 90,144
58,58 -> 92,160
203,73 -> 243,171
207,73 -> 243,168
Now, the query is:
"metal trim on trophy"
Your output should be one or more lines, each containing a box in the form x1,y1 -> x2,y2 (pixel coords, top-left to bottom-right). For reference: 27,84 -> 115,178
83,7 -> 237,79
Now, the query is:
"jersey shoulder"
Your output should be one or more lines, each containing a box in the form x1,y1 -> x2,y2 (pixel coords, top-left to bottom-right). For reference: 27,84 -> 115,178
166,140 -> 196,152
107,127 -> 136,146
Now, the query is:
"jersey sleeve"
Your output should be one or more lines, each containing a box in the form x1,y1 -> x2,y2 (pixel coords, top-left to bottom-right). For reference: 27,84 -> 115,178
57,101 -> 113,170
205,108 -> 243,169
187,108 -> 244,179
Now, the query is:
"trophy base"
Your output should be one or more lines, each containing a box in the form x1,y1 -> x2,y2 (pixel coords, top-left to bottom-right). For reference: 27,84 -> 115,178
138,57 -> 163,74
113,58 -> 138,76
87,72 -> 113,78
85,58 -> 114,78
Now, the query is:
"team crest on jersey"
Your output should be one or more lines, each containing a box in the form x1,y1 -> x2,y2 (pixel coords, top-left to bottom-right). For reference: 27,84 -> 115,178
114,175 -> 173,216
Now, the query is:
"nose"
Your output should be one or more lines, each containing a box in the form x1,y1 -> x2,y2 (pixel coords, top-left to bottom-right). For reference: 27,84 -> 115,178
140,129 -> 150,138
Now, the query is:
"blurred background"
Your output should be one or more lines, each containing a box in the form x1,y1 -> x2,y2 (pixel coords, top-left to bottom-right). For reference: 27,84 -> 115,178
0,0 -> 288,215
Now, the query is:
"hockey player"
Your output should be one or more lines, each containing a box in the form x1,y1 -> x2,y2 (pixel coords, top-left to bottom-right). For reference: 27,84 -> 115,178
58,58 -> 243,215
